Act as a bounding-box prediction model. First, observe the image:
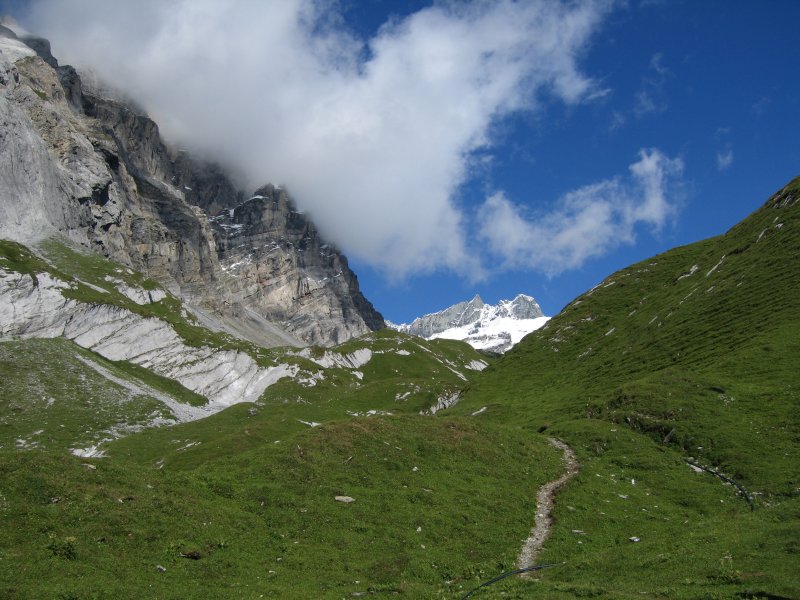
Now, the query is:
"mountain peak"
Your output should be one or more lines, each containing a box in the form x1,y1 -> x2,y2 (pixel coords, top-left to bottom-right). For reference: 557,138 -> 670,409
393,294 -> 549,352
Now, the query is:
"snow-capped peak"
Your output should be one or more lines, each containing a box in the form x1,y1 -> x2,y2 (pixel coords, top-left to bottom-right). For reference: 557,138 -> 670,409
392,294 -> 549,353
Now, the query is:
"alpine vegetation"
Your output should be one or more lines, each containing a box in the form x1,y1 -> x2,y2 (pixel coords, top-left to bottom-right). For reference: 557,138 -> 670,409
1,7 -> 799,600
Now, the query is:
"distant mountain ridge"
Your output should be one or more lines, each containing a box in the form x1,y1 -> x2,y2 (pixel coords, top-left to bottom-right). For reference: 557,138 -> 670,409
391,293 -> 549,353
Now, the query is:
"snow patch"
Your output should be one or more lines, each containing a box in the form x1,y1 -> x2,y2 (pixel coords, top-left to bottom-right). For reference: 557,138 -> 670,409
70,444 -> 107,458
430,316 -> 550,353
346,409 -> 393,417
395,385 -> 420,401
176,440 -> 201,452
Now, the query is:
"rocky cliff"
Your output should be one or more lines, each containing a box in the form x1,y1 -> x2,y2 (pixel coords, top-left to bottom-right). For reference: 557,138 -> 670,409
0,23 -> 383,347
212,185 -> 385,345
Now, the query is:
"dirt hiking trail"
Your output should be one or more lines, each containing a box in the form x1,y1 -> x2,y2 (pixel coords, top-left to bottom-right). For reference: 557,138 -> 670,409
517,437 -> 580,573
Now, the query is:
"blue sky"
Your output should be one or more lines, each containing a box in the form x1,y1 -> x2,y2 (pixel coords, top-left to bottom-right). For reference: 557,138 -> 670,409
7,1 -> 800,324
351,0 -> 800,322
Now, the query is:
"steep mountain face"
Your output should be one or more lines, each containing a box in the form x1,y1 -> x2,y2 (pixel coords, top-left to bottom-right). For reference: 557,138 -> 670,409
211,185 -> 385,345
0,25 -> 383,346
393,293 -> 548,352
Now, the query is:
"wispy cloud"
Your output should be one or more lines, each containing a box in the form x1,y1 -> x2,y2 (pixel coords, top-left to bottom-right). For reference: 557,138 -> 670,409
22,0 -> 613,280
648,52 -> 669,76
714,127 -> 733,171
716,147 -> 734,171
478,149 -> 684,275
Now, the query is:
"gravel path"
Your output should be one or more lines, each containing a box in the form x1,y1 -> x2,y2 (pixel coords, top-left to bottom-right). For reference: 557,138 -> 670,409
517,438 -> 580,572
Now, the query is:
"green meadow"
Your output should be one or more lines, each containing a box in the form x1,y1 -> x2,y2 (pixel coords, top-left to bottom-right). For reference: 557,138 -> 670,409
1,179 -> 798,598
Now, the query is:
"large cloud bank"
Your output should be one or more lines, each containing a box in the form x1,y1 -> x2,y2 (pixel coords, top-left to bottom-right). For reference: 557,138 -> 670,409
22,0 -> 679,279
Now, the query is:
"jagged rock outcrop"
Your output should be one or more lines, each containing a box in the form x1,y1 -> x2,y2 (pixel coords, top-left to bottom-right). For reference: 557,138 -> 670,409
393,294 -> 549,353
401,294 -> 488,338
212,186 -> 384,345
0,27 -> 383,346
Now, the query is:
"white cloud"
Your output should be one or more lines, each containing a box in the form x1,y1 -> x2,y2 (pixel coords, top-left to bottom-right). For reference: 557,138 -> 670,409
21,0 -> 613,280
716,147 -> 734,171
478,149 -> 684,275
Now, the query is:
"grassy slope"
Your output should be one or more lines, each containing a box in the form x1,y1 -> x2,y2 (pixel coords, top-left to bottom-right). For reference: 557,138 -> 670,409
451,178 -> 800,597
106,329 -> 493,469
3,179 -> 799,598
0,338 -> 206,454
0,417 -> 560,599
3,239 -> 557,598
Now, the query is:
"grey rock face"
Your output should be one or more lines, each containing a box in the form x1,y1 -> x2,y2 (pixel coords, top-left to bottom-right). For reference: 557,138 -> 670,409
17,34 -> 58,68
172,153 -> 244,217
0,40 -> 78,244
497,294 -> 544,320
211,186 -> 383,345
400,294 -> 487,338
0,268 -> 295,411
0,34 -> 383,347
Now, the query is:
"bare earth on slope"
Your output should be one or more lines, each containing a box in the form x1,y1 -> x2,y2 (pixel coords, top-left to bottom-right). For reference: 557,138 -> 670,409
517,438 -> 580,573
